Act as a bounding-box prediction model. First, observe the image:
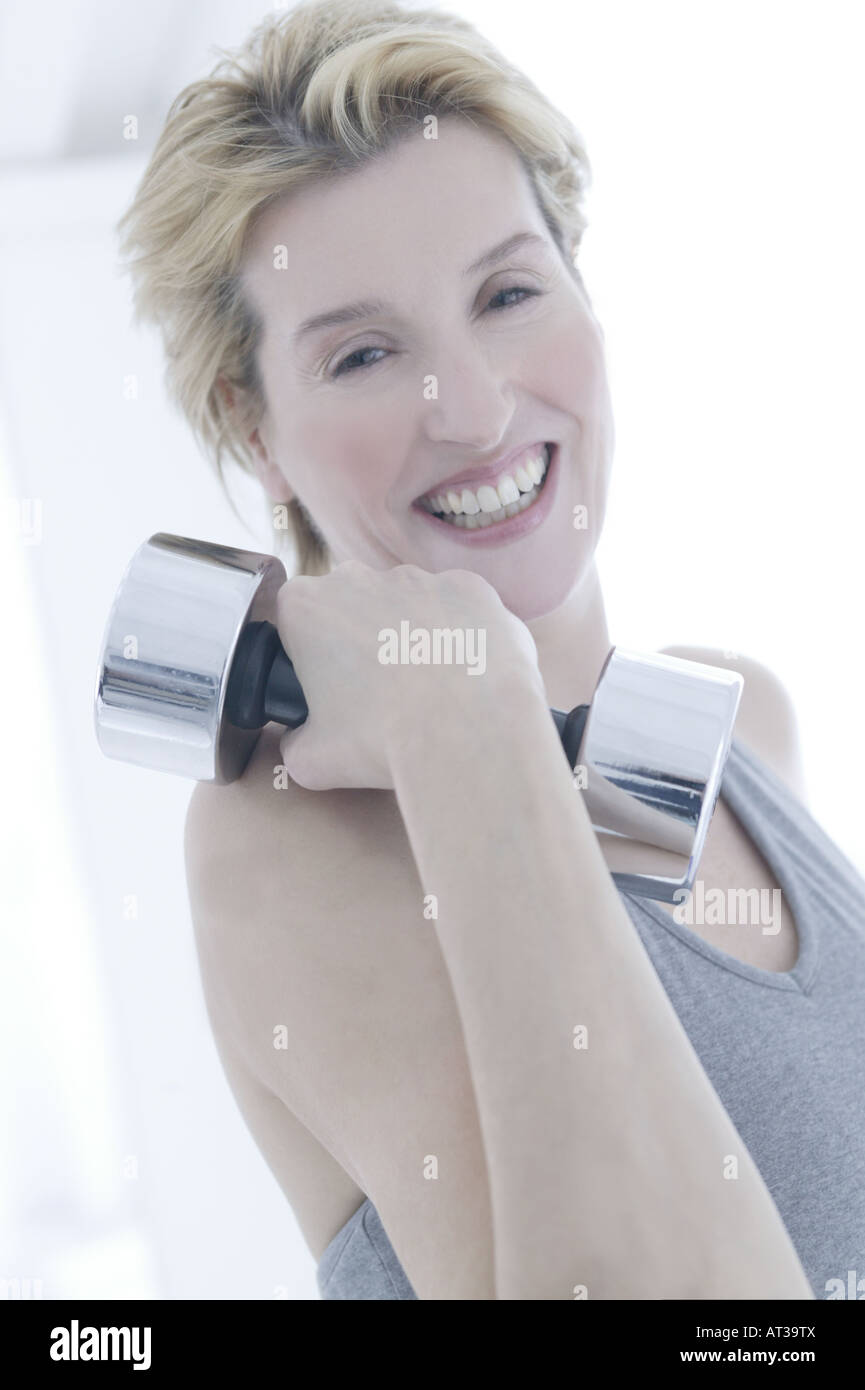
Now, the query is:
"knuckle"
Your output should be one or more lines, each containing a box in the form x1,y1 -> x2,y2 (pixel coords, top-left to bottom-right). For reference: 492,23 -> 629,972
332,558 -> 371,579
393,563 -> 429,585
441,567 -> 498,603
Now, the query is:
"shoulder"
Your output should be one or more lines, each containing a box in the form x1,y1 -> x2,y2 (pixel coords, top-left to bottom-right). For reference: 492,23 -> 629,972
184,723 -> 386,1247
184,721 -> 357,863
183,726 -> 376,1108
182,720 -> 419,1156
183,724 -> 327,995
183,722 -> 494,1296
184,722 -> 405,922
183,722 -> 404,1076
656,644 -> 809,807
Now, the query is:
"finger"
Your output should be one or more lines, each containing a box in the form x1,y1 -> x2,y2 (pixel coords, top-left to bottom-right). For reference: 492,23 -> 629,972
278,724 -> 325,792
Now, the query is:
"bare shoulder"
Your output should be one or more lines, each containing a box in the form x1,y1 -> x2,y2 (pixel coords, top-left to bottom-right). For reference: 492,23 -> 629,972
184,724 -> 373,1256
183,725 -> 406,1122
657,644 -> 809,807
183,723 -> 495,1296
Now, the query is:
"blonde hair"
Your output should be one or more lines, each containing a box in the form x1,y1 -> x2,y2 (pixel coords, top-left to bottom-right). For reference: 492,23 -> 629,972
116,0 -> 591,575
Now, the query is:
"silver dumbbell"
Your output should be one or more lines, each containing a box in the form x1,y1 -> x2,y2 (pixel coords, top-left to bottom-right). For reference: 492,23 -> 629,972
93,532 -> 742,903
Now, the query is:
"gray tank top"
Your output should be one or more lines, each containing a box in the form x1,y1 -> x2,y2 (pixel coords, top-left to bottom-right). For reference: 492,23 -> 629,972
317,735 -> 865,1299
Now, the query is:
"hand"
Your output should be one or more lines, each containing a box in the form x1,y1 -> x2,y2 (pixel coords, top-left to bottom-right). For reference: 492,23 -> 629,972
273,560 -> 543,790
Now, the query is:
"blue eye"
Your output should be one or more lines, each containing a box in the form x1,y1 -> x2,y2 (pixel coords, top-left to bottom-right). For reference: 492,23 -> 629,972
330,284 -> 542,377
487,284 -> 539,312
331,345 -> 387,377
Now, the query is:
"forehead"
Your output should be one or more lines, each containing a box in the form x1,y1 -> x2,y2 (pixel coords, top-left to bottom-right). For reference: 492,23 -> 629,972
241,118 -> 549,325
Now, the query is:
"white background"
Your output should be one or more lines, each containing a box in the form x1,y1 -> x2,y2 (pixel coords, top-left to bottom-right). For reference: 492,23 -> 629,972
1,0 -> 862,1300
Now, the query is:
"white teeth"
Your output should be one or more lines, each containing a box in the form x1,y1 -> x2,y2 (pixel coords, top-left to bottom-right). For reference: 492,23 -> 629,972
419,445 -> 551,525
496,476 -> 520,506
514,465 -> 533,492
422,450 -> 553,522
476,484 -> 501,513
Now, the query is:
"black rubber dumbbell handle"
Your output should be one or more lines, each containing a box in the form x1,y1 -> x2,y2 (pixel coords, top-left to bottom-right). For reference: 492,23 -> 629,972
225,620 -> 589,770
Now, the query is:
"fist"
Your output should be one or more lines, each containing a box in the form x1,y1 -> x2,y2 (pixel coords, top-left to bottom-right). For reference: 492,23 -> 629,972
272,560 -> 542,790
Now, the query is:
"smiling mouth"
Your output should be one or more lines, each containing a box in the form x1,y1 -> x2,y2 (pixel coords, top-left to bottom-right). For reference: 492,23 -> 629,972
416,443 -> 552,529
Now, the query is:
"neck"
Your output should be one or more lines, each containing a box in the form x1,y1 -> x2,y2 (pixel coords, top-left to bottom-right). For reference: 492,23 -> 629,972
524,561 -> 613,714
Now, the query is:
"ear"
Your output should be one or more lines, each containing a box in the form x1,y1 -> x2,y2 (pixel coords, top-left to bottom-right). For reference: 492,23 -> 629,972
217,374 -> 294,503
248,428 -> 295,503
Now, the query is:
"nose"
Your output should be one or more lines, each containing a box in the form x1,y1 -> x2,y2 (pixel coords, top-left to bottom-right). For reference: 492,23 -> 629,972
420,338 -> 515,451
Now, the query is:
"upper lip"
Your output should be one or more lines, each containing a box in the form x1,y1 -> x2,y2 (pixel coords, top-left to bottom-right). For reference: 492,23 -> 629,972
413,440 -> 551,503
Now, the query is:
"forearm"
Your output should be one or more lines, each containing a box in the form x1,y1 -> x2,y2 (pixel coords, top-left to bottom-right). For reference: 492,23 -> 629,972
390,675 -> 813,1300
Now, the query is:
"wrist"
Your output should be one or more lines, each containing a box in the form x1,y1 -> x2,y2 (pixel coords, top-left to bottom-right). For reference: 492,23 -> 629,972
385,663 -> 555,776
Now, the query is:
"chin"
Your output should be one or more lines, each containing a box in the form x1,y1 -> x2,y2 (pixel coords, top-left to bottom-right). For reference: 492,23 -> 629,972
466,511 -> 597,621
491,560 -> 586,623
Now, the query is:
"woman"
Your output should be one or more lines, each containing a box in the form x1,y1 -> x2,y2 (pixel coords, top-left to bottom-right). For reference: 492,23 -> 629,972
117,0 -> 865,1299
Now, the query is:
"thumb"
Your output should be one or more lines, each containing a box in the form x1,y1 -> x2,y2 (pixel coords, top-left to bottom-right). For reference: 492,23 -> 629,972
278,722 -> 324,792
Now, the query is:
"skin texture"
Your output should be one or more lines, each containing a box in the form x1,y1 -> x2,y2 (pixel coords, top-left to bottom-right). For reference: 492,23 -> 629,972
186,118 -> 816,1298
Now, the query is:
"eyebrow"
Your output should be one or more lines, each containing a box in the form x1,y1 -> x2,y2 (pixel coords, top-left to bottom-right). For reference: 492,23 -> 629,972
291,231 -> 550,344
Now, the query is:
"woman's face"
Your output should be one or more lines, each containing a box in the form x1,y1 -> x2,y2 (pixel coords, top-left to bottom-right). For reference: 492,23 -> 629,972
241,116 -> 614,620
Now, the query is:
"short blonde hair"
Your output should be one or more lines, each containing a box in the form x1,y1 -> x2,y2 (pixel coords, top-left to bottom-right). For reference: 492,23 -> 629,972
116,0 -> 591,575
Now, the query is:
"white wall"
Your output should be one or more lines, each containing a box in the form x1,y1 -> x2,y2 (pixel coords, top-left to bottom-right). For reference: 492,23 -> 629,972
1,0 -> 863,1302
0,155 -> 314,1299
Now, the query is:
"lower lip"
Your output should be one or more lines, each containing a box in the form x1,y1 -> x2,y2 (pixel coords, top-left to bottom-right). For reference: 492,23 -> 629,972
411,444 -> 560,546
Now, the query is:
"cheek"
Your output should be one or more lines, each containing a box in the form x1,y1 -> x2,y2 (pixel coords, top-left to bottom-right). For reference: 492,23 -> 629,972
523,317 -> 608,420
288,402 -> 412,560
526,318 -> 614,508
290,402 -> 396,510
529,319 -> 614,537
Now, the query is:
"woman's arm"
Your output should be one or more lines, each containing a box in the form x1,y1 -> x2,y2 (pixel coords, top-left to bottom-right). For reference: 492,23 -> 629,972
390,668 -> 814,1301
